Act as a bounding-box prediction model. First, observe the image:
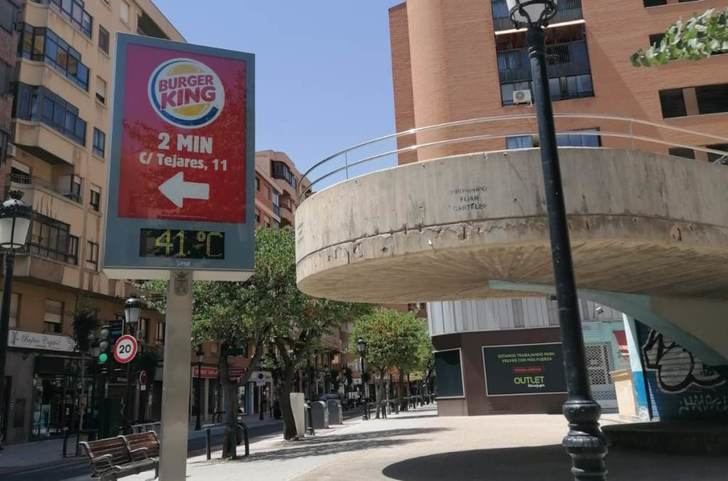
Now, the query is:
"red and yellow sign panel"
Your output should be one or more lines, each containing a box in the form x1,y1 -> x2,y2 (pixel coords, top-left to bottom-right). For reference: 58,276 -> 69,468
117,44 -> 247,223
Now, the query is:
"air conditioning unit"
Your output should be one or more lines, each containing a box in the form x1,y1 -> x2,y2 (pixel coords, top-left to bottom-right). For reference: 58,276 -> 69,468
512,89 -> 532,105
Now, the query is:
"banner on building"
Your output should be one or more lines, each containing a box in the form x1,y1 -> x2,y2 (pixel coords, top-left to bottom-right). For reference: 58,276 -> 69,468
483,343 -> 567,396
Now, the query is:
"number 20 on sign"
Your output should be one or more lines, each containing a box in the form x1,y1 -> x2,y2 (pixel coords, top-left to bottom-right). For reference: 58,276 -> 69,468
114,335 -> 139,364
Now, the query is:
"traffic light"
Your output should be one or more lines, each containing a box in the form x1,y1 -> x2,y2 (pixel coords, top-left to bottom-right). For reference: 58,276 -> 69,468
98,326 -> 111,364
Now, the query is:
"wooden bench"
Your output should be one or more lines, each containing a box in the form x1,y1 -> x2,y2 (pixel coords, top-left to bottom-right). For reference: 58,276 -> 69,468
80,432 -> 159,480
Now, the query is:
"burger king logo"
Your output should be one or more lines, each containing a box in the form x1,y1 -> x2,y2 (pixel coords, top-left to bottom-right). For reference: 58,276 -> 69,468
148,58 -> 225,129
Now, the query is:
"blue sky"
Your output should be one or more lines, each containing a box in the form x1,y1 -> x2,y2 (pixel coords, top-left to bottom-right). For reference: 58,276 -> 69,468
154,1 -> 403,179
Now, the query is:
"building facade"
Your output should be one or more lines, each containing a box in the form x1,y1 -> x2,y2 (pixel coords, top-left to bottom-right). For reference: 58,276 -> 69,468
388,0 -> 728,416
2,0 -> 183,444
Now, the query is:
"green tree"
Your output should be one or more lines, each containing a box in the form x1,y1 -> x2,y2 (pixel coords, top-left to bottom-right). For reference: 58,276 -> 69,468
631,8 -> 728,67
142,228 -> 369,445
350,309 -> 429,417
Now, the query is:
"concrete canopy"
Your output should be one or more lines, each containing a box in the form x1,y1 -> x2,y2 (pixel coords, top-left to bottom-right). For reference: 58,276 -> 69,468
295,149 -> 728,304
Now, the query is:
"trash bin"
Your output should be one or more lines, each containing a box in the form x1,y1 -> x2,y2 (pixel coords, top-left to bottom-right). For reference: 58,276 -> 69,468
310,401 -> 329,429
327,399 -> 343,424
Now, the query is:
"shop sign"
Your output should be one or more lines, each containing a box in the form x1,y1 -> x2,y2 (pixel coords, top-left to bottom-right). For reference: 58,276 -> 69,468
192,366 -> 219,379
7,330 -> 75,352
483,343 -> 567,396
103,34 -> 255,280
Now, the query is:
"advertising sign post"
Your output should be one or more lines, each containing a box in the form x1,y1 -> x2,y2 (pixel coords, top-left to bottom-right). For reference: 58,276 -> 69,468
104,34 -> 254,480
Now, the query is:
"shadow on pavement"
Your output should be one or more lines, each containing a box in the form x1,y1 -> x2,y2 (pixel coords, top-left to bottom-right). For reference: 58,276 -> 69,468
233,427 -> 448,463
382,445 -> 728,481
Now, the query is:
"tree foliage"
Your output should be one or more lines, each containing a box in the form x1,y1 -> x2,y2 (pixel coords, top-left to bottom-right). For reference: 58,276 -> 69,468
350,308 -> 431,378
141,228 -> 370,442
631,8 -> 728,67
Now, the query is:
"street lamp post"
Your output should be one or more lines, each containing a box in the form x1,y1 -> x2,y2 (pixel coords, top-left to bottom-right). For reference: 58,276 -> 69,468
122,295 -> 141,431
195,344 -> 204,431
355,337 -> 368,420
506,1 -> 608,479
0,191 -> 32,448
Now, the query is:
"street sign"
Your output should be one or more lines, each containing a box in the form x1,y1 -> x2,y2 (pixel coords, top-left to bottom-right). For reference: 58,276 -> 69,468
113,335 -> 139,364
103,34 -> 255,281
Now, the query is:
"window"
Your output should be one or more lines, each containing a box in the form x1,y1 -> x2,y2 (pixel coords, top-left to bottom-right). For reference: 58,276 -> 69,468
44,299 -> 64,333
68,174 -> 82,202
695,84 -> 728,115
29,213 -> 79,264
557,129 -> 601,147
0,61 -> 13,96
668,147 -> 695,160
0,0 -> 17,33
255,177 -> 260,191
649,33 -> 665,47
14,84 -> 88,145
93,128 -> 106,157
18,26 -> 90,90
4,293 -> 21,328
434,349 -> 464,398
95,76 -> 107,104
48,0 -> 93,38
707,144 -> 728,164
90,186 -> 101,211
255,210 -> 260,224
271,161 -> 297,187
272,191 -> 280,217
0,129 -> 9,165
86,241 -> 99,269
98,25 -> 110,54
120,1 -> 130,24
643,0 -> 666,6
156,321 -> 165,343
659,89 -> 687,118
506,135 -> 534,150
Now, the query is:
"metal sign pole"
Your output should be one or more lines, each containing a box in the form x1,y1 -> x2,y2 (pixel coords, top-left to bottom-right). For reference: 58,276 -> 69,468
159,271 -> 194,480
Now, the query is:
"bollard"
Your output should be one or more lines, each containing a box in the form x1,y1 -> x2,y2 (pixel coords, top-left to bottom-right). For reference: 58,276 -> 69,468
205,428 -> 211,460
62,428 -> 70,457
237,422 -> 250,457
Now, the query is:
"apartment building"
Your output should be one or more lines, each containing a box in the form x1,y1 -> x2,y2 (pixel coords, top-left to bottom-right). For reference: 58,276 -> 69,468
388,0 -> 728,416
3,0 -> 183,444
0,0 -> 17,198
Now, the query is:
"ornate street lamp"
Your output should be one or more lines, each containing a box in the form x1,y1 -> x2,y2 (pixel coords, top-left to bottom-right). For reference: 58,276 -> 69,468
0,191 -> 31,447
355,337 -> 368,420
124,295 -> 142,331
506,1 -> 608,479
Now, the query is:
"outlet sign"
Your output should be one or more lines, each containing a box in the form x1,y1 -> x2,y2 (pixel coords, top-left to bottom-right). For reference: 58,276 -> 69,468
103,34 -> 255,281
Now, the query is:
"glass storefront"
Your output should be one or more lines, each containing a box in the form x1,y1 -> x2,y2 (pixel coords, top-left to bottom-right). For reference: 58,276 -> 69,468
31,355 -> 93,439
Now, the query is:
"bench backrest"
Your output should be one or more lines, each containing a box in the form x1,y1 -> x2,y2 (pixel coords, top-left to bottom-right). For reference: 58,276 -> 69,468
82,436 -> 131,466
124,431 -> 160,458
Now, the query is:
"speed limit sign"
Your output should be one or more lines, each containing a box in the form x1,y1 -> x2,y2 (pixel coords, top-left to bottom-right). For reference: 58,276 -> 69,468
114,335 -> 139,364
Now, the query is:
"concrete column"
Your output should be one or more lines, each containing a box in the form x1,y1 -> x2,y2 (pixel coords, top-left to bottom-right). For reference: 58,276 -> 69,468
159,272 -> 193,481
623,314 -> 652,421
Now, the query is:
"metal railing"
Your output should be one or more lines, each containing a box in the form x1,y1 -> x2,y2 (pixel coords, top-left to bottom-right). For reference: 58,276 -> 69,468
491,0 -> 583,31
299,113 -> 728,198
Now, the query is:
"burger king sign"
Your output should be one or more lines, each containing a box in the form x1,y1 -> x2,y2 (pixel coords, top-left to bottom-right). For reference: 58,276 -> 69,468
104,34 -> 255,280
149,58 -> 225,129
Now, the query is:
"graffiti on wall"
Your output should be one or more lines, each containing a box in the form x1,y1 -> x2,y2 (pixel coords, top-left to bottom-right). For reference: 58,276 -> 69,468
641,329 -> 725,393
637,322 -> 728,420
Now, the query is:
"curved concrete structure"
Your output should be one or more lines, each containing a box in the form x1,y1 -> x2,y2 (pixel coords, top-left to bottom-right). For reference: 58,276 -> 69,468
295,148 -> 728,303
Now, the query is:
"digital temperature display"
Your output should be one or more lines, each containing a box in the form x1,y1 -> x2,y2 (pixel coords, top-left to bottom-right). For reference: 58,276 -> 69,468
139,229 -> 224,259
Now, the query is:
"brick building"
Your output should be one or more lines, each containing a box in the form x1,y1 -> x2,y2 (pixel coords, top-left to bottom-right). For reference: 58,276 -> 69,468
387,0 -> 728,416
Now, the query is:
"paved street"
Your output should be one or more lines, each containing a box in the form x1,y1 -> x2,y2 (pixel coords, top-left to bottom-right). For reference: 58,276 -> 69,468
0,421 -> 282,481
102,405 -> 727,481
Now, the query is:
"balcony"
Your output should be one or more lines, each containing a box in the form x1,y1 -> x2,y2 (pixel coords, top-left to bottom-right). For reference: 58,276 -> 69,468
14,120 -> 82,166
31,0 -> 93,38
491,0 -> 583,32
8,171 -> 83,205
